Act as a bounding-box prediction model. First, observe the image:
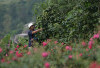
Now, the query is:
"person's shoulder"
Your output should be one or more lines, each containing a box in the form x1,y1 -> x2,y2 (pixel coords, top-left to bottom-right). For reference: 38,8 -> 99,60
28,30 -> 32,35
28,30 -> 31,33
28,30 -> 30,33
28,30 -> 32,32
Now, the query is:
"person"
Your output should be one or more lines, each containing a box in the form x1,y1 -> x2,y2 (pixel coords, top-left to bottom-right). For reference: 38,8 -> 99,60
28,23 -> 42,49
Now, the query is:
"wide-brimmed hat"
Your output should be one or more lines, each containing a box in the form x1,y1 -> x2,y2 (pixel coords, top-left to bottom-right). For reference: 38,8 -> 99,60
28,22 -> 34,28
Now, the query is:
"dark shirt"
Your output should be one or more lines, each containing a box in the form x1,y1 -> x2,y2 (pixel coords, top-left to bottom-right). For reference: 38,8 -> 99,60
28,30 -> 35,40
28,30 -> 35,47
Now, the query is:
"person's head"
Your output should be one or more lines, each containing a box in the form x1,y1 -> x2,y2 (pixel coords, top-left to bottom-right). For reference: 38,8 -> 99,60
29,25 -> 35,30
28,23 -> 35,30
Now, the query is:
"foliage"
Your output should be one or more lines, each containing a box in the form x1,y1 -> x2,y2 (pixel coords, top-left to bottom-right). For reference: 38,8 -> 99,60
0,34 -> 11,59
34,0 -> 100,43
0,31 -> 100,68
0,34 -> 11,48
0,0 -> 100,67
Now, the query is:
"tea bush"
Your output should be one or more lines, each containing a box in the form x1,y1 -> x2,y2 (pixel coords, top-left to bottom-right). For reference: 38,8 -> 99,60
34,0 -> 100,43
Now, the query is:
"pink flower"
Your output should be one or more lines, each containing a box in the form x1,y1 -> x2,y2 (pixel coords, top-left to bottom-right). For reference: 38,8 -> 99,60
86,48 -> 89,51
54,41 -> 58,44
65,46 -> 72,51
8,44 -> 10,46
16,51 -> 23,57
16,45 -> 19,48
6,53 -> 8,56
90,38 -> 93,41
66,46 -> 70,50
79,53 -> 83,56
16,51 -> 18,54
89,62 -> 98,68
43,42 -> 47,47
89,45 -> 92,49
24,45 -> 28,48
89,41 -> 94,46
68,55 -> 72,59
51,49 -> 53,51
7,61 -> 10,64
93,34 -> 99,39
82,41 -> 86,46
44,62 -> 50,68
88,55 -> 91,56
42,52 -> 48,58
88,41 -> 94,49
9,50 -> 14,54
69,47 -> 72,51
54,48 -> 56,49
0,48 -> 2,53
96,65 -> 100,68
61,42 -> 64,45
1,58 -> 5,63
27,51 -> 31,55
96,34 -> 99,38
15,48 -> 18,51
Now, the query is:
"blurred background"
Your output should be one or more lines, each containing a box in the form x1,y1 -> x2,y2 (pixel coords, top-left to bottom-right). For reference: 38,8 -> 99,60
0,0 -> 44,39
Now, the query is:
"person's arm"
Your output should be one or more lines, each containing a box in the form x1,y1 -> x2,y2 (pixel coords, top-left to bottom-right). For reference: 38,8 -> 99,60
32,28 -> 42,34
